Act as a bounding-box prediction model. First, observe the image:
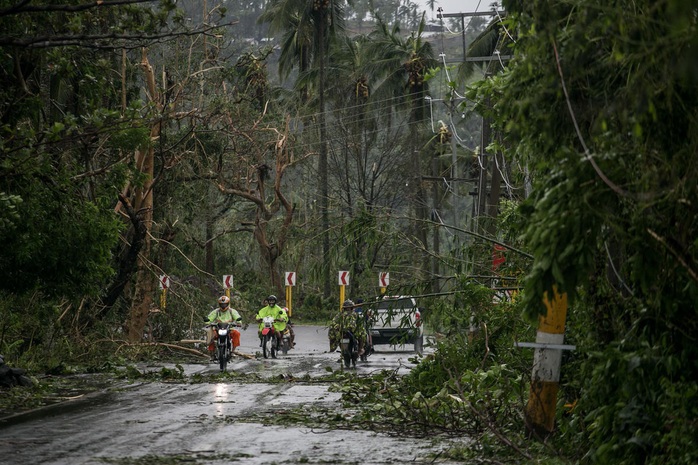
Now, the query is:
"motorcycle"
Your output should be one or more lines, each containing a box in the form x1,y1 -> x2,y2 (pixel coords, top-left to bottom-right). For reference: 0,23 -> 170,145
359,315 -> 372,362
208,321 -> 240,372
339,330 -> 359,368
260,316 -> 278,359
260,316 -> 292,358
279,324 -> 292,355
360,338 -> 372,362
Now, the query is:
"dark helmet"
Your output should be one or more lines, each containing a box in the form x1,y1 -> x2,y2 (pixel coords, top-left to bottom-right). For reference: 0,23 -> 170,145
343,299 -> 354,310
267,295 -> 277,304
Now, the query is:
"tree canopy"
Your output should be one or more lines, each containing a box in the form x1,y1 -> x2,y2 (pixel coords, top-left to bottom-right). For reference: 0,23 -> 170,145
469,0 -> 698,462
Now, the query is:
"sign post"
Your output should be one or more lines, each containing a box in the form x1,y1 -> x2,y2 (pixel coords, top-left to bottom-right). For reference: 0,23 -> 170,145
338,271 -> 349,310
223,274 -> 233,298
378,272 -> 389,295
158,275 -> 170,310
285,272 -> 296,317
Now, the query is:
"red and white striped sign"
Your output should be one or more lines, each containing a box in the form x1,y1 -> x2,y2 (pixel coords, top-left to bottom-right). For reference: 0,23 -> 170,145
159,275 -> 170,289
285,272 -> 296,286
223,275 -> 233,289
338,271 -> 349,286
379,272 -> 389,287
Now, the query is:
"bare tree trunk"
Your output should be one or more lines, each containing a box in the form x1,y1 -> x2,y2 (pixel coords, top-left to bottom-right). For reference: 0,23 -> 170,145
318,9 -> 330,297
126,49 -> 160,342
101,194 -> 147,312
216,121 -> 298,296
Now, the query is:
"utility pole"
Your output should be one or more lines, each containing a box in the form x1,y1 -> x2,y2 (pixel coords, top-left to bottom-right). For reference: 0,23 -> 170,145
437,10 -> 509,238
441,7 -> 573,441
477,92 -> 491,225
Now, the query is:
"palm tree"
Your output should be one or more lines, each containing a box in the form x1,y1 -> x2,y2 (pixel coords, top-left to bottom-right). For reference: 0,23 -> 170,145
259,0 -> 349,295
257,1 -> 311,101
363,12 -> 437,286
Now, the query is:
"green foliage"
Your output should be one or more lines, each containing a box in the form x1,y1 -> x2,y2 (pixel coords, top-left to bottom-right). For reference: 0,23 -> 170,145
0,192 -> 22,231
471,0 -> 698,462
517,167 -> 602,320
290,294 -> 336,324
582,343 -> 698,465
326,292 -> 543,460
0,169 -> 121,298
331,354 -> 536,458
0,291 -> 78,370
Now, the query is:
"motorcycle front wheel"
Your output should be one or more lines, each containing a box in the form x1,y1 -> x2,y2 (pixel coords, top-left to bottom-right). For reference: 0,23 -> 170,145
360,349 -> 368,362
218,345 -> 227,371
262,334 -> 273,359
271,336 -> 278,359
340,343 -> 352,368
343,352 -> 352,368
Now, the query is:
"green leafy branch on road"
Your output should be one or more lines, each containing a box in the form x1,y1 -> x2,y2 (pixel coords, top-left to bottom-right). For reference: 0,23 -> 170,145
327,366 -> 546,463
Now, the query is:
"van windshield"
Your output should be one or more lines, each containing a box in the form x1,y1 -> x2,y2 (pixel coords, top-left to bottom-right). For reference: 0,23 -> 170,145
376,298 -> 416,310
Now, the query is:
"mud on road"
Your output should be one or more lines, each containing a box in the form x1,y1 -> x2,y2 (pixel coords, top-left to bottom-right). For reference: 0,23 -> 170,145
0,325 -> 468,464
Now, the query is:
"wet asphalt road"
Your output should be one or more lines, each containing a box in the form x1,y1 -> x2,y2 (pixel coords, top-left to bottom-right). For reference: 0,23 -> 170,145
0,325 -> 467,465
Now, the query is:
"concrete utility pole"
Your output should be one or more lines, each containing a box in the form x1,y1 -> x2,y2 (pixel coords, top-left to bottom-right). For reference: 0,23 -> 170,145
523,287 -> 572,435
441,7 -> 573,439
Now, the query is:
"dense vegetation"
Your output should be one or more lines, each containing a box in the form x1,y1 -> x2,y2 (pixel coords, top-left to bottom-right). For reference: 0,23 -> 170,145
1,0 -> 696,463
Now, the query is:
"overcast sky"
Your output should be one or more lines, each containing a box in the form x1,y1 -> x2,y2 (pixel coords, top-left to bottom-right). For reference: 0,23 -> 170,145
415,0 -> 502,16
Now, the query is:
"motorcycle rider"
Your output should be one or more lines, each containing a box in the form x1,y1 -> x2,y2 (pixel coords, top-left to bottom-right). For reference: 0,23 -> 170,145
328,299 -> 366,354
255,295 -> 288,346
281,306 -> 296,348
204,295 -> 243,361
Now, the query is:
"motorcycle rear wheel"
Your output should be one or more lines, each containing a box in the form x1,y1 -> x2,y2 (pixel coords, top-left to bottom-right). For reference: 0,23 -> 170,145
414,335 -> 424,355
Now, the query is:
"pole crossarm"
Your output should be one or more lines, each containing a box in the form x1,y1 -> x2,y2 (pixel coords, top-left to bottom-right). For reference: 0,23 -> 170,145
515,342 -> 576,351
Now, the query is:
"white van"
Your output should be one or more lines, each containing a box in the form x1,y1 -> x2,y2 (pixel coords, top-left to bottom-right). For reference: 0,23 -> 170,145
368,296 -> 424,354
